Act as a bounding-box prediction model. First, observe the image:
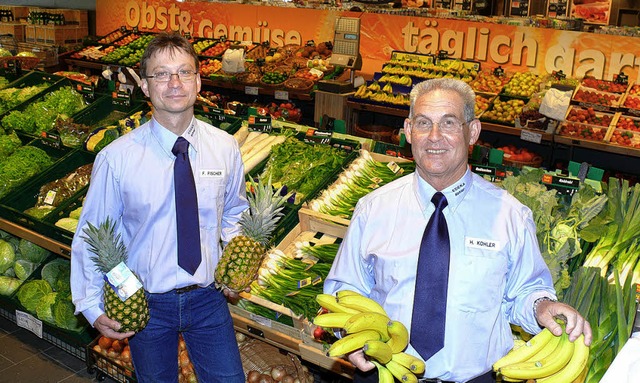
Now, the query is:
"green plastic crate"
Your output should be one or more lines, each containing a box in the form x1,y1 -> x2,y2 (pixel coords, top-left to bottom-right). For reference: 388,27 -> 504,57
0,70 -> 65,118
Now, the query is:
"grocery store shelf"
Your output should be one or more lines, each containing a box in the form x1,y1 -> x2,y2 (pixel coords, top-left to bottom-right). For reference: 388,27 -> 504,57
0,218 -> 71,258
346,100 -> 409,118
554,135 -> 640,158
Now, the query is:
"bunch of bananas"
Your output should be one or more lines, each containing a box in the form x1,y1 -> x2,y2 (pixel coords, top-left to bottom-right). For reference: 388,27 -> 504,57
492,326 -> 590,383
313,291 -> 425,383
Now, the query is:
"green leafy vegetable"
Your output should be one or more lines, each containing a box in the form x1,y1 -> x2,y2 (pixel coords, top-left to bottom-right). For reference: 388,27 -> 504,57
17,279 -> 52,312
52,292 -> 82,331
35,292 -> 58,324
14,259 -> 37,280
0,146 -> 54,198
41,258 -> 70,291
0,239 -> 15,274
0,131 -> 22,158
0,275 -> 21,296
17,239 -> 50,264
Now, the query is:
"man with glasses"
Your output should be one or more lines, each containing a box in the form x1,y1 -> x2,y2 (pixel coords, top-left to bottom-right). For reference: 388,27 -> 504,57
324,78 -> 592,383
71,32 -> 247,382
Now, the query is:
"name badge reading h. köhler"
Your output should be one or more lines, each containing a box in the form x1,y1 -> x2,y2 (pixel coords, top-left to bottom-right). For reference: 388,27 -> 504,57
465,237 -> 500,251
201,169 -> 224,178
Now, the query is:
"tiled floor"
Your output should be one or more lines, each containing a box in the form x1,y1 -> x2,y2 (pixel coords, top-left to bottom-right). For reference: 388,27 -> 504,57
0,316 -> 117,383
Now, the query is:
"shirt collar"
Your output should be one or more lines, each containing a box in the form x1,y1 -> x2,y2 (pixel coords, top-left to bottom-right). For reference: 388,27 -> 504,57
414,169 -> 473,218
150,116 -> 199,157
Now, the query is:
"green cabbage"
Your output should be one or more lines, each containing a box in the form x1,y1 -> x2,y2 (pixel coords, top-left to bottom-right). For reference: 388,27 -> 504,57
17,280 -> 52,313
17,239 -> 50,263
52,292 -> 81,331
14,259 -> 37,280
35,292 -> 58,324
41,258 -> 70,291
0,239 -> 15,274
0,276 -> 21,296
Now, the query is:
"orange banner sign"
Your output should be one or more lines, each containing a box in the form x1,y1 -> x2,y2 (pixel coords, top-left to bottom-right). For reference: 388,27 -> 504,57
96,0 -> 640,81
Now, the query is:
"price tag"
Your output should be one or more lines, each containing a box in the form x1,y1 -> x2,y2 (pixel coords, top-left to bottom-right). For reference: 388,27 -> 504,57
305,40 -> 315,47
304,128 -> 332,145
552,70 -> 566,80
16,310 -> 43,338
493,66 -> 505,77
520,129 -> 542,144
615,72 -> 628,85
274,90 -> 289,100
119,26 -> 127,32
40,131 -> 62,149
245,86 -> 259,95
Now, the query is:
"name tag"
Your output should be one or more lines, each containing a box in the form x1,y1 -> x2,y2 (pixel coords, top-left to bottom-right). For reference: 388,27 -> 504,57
465,237 -> 500,251
201,169 -> 224,178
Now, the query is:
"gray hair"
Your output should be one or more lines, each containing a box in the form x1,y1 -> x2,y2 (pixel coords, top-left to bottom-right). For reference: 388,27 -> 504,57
408,78 -> 476,123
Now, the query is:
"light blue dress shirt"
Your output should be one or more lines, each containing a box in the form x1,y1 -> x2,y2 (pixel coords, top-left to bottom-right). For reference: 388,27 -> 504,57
71,117 -> 248,326
324,169 -> 556,382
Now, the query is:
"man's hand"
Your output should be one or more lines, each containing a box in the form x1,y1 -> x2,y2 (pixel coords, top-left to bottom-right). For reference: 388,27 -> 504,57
535,300 -> 593,346
93,314 -> 134,340
347,349 -> 376,372
223,286 -> 251,304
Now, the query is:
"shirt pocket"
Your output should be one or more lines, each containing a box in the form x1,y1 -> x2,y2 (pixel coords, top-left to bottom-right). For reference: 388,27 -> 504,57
197,178 -> 226,230
451,247 -> 508,313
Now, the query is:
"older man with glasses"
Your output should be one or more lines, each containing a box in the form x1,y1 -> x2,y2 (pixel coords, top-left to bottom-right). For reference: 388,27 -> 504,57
324,78 -> 592,383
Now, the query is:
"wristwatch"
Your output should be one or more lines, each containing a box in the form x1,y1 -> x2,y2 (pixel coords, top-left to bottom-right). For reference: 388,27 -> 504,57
533,296 -> 557,318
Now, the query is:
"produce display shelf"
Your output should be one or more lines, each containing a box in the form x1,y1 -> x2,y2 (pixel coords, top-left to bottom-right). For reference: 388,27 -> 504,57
554,135 -> 640,158
0,217 -> 70,257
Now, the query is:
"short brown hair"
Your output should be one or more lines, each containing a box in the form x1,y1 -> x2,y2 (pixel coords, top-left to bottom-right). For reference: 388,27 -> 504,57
140,32 -> 199,78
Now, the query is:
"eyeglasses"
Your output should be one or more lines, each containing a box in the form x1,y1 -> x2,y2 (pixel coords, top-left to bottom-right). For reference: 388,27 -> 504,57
145,69 -> 197,82
410,116 -> 470,134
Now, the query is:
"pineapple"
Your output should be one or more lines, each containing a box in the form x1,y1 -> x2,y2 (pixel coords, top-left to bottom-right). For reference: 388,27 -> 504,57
215,178 -> 288,292
82,217 -> 149,333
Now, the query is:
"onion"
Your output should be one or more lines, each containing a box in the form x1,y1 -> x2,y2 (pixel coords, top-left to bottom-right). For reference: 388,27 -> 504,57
281,374 -> 295,383
292,378 -> 301,383
247,370 -> 261,383
271,365 -> 286,382
257,373 -> 274,383
236,332 -> 247,343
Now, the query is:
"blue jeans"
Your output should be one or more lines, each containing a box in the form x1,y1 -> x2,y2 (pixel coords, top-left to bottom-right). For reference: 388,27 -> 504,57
129,285 -> 244,383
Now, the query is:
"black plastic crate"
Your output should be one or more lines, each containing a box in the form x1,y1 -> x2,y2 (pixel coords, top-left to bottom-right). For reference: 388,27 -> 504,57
0,149 -> 93,239
42,321 -> 96,362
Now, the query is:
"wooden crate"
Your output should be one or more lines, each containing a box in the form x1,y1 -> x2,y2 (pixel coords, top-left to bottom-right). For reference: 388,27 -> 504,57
25,25 -> 87,46
0,23 -> 26,43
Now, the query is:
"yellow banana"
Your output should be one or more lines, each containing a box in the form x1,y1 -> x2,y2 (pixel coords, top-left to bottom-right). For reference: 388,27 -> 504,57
571,363 -> 589,383
536,335 -> 590,383
338,294 -> 388,316
390,352 -> 425,375
526,330 -> 562,361
499,332 -> 575,380
343,312 -> 390,341
315,294 -> 360,314
492,328 -> 554,371
372,361 -> 394,383
386,320 -> 409,353
362,339 -> 393,364
385,359 -> 418,383
335,289 -> 362,299
312,312 -> 354,329
326,329 -> 381,357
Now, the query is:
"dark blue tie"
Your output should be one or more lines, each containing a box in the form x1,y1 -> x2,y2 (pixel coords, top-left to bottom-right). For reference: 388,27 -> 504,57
410,192 -> 450,360
172,137 -> 202,275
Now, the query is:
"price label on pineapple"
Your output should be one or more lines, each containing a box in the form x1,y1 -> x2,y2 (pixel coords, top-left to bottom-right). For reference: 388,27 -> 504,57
245,86 -> 259,96
274,90 -> 289,100
520,129 -> 542,144
16,310 -> 43,338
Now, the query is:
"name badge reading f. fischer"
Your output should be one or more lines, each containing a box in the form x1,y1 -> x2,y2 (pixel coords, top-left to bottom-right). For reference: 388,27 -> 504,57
201,169 -> 224,178
465,237 -> 500,251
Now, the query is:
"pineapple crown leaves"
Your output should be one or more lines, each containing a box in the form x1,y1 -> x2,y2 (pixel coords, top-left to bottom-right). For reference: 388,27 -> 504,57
240,177 -> 290,246
81,217 -> 129,274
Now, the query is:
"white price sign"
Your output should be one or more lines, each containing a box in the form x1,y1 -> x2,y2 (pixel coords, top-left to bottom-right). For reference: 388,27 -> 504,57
520,129 -> 542,144
274,90 -> 289,100
245,86 -> 259,95
16,310 -> 43,338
